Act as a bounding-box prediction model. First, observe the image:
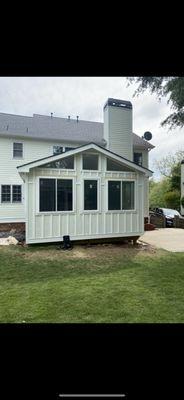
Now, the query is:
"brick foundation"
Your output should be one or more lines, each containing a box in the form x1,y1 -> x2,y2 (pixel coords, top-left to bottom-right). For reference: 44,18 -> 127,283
0,222 -> 25,241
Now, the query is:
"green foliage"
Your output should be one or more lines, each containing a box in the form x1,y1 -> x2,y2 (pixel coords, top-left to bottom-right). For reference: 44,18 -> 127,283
164,190 -> 181,210
181,196 -> 184,208
149,177 -> 171,209
154,150 -> 184,177
127,77 -> 184,129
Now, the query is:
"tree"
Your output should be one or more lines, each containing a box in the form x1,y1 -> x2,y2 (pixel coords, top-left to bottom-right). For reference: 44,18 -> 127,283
127,77 -> 184,129
154,150 -> 184,178
149,177 -> 171,209
164,190 -> 181,211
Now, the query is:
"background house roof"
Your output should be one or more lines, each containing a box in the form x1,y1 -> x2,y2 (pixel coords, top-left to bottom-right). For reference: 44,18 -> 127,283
0,112 -> 155,149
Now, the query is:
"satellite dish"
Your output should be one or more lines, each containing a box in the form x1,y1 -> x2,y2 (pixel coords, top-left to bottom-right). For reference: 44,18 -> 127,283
143,131 -> 152,141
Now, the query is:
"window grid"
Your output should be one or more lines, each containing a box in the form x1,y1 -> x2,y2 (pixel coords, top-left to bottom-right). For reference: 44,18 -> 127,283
12,185 -> 22,202
1,185 -> 22,203
13,142 -> 23,158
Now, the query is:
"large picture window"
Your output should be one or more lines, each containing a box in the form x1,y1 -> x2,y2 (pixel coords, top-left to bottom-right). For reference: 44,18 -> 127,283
84,180 -> 97,210
57,179 -> 73,211
108,181 -> 135,210
40,179 -> 56,212
39,178 -> 73,212
107,158 -> 132,172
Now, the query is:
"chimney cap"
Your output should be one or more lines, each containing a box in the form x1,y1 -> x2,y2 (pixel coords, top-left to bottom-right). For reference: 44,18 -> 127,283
104,98 -> 132,110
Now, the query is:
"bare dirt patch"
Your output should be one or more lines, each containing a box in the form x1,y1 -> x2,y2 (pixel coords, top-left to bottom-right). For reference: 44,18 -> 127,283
21,241 -> 162,262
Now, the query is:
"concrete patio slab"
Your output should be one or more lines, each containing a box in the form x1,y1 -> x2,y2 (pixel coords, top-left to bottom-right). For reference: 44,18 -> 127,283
140,228 -> 184,252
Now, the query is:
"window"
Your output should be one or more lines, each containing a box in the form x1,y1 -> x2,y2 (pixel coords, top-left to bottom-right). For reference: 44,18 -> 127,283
57,179 -> 73,211
40,179 -> 56,212
1,185 -> 11,202
134,152 -> 142,166
13,142 -> 23,158
107,158 -> 132,172
53,146 -> 63,155
39,178 -> 73,212
12,185 -> 22,202
122,181 -> 134,210
108,181 -> 121,210
65,147 -> 75,152
83,154 -> 98,170
108,181 -> 135,210
84,180 -> 97,210
40,156 -> 74,169
1,185 -> 22,203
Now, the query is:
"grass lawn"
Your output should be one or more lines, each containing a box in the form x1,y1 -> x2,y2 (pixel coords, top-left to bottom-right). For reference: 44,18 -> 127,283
0,242 -> 184,323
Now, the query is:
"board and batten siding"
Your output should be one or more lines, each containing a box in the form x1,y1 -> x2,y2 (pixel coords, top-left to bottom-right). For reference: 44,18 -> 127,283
0,136 -> 78,222
181,163 -> 184,215
25,153 -> 144,244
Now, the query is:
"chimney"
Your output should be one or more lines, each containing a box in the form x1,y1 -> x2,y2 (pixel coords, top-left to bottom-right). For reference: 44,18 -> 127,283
76,115 -> 79,122
103,98 -> 133,161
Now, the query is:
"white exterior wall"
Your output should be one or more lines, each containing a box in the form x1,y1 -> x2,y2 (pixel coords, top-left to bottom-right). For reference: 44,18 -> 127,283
104,106 -> 133,161
0,136 -> 78,222
181,163 -> 184,215
133,147 -> 149,218
25,153 -> 145,244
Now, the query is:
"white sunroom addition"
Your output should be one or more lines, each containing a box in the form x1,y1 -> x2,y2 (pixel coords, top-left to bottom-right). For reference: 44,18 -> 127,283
17,143 -> 152,244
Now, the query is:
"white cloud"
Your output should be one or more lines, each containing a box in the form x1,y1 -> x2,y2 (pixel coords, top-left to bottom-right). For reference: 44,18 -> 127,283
0,76 -> 183,180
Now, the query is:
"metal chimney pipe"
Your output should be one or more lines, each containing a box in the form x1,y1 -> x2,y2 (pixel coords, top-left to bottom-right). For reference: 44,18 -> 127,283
76,116 -> 79,122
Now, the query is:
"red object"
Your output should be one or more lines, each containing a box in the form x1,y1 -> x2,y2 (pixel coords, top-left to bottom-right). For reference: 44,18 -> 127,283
144,223 -> 156,231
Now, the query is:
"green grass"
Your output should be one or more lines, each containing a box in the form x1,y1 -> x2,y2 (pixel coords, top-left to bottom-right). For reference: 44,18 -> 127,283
1,243 -> 184,322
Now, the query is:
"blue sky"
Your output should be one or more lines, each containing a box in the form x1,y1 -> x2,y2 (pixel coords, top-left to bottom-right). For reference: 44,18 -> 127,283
0,76 -> 183,180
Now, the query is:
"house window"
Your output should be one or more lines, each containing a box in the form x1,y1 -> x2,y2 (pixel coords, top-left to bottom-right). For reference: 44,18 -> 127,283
1,185 -> 22,203
108,181 -> 135,210
53,146 -> 63,155
40,156 -> 74,169
57,179 -> 73,211
39,178 -> 73,212
83,154 -> 98,170
134,152 -> 142,166
107,158 -> 132,172
122,181 -> 134,210
40,179 -> 56,212
13,142 -> 23,158
108,181 -> 121,210
65,147 -> 75,152
12,185 -> 22,202
84,180 -> 97,210
1,185 -> 11,202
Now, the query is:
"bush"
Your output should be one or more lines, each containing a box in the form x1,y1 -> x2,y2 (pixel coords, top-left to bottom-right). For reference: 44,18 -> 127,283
164,190 -> 181,210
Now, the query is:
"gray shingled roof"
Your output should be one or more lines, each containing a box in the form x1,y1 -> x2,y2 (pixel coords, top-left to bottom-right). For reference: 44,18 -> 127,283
0,112 -> 155,149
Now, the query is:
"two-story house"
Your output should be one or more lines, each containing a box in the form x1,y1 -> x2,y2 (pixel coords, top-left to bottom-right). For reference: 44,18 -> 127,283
0,98 -> 154,244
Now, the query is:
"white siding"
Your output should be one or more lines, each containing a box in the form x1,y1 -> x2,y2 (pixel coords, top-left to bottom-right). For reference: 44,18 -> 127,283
181,163 -> 184,215
25,153 -> 144,244
0,136 -> 79,222
134,147 -> 149,217
104,105 -> 133,161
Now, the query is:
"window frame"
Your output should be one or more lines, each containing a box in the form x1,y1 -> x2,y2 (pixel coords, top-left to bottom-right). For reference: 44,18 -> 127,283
107,179 -> 136,212
1,184 -> 22,204
133,152 -> 142,166
13,141 -> 24,159
106,157 -> 133,172
53,145 -> 64,155
82,153 -> 99,171
12,185 -> 22,203
37,176 -> 75,214
82,178 -> 100,213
